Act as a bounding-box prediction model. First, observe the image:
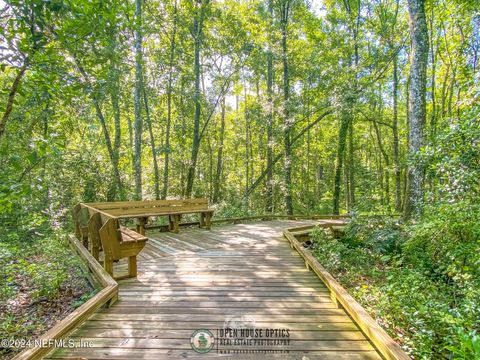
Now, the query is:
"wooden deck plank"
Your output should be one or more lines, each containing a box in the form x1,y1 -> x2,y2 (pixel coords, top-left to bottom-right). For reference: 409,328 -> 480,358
47,220 -> 382,359
48,337 -> 376,350
103,300 -> 338,308
98,306 -> 340,314
46,349 -> 382,360
71,328 -> 367,340
80,320 -> 361,331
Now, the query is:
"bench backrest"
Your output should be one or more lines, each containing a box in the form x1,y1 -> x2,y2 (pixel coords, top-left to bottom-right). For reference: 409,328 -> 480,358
98,217 -> 122,260
85,198 -> 209,217
87,212 -> 103,253
72,204 -> 90,239
74,202 -> 148,261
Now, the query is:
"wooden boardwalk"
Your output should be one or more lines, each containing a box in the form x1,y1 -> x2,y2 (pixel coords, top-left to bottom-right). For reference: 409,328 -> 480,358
47,220 -> 382,359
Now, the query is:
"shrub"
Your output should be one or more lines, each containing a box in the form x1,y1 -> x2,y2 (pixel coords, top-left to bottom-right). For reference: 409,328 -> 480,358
311,210 -> 480,359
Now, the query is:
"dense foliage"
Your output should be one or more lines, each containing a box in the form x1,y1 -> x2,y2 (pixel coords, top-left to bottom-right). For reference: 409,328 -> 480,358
311,114 -> 480,359
312,207 -> 480,359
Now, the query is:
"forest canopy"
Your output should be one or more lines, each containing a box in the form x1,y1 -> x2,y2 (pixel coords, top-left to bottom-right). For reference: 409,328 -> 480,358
0,0 -> 478,215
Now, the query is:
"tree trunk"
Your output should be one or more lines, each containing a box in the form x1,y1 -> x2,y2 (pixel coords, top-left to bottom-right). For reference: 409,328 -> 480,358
108,61 -> 124,201
244,80 -> 250,208
332,112 -> 350,215
404,0 -> 428,218
144,88 -> 160,199
348,120 -> 355,208
186,0 -> 207,198
133,0 -> 144,200
392,54 -> 402,212
265,0 -> 274,213
429,9 -> 437,139
373,119 -> 390,207
212,97 -> 226,203
162,0 -> 178,200
281,0 -> 293,215
73,56 -> 123,197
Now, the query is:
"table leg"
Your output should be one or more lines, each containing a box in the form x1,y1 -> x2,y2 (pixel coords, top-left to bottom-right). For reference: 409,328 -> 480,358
173,214 -> 180,233
205,212 -> 212,230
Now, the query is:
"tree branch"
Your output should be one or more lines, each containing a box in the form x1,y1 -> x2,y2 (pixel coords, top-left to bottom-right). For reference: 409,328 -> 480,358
242,108 -> 334,199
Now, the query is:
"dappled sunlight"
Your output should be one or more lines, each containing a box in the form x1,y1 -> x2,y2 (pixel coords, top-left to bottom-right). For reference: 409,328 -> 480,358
49,220 -> 383,358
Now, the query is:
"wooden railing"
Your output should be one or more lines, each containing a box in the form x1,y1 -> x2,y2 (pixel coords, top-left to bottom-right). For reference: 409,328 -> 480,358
283,225 -> 410,360
146,213 -> 351,231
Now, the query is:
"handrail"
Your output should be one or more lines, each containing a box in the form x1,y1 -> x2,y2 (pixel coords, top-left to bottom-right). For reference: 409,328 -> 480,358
284,225 -> 410,360
144,213 -> 350,231
79,202 -> 116,220
211,213 -> 350,224
13,235 -> 118,360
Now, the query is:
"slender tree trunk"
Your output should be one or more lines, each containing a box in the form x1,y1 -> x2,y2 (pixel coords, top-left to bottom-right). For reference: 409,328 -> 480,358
348,120 -> 355,208
244,80 -> 250,202
212,97 -> 226,203
392,54 -> 401,212
344,151 -> 350,210
404,0 -> 428,218
281,0 -> 293,215
144,89 -> 160,199
333,0 -> 360,214
447,67 -> 456,117
440,63 -> 449,121
0,58 -> 29,139
373,119 -> 390,206
133,0 -> 144,200
266,0 -> 274,213
429,11 -> 437,139
73,56 -> 123,196
162,0 -> 178,200
108,60 -> 125,201
332,112 -> 350,215
186,0 -> 207,197
207,135 -> 213,200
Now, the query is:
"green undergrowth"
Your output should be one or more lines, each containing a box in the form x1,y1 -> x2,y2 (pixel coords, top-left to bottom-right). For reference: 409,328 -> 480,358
311,202 -> 480,359
0,212 -> 97,359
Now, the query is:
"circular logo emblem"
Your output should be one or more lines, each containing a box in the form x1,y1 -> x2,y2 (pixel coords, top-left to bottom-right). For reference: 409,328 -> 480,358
190,329 -> 215,353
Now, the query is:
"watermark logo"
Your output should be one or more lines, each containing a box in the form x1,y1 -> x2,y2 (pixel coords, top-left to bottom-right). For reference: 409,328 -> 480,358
223,314 -> 256,330
190,329 -> 215,353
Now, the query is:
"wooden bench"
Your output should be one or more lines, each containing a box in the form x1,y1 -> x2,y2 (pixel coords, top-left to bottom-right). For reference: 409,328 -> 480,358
73,198 -> 212,277
73,204 -> 148,278
94,214 -> 147,279
86,198 -> 214,234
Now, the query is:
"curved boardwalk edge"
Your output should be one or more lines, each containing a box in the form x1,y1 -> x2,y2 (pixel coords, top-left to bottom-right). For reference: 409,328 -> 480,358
13,235 -> 118,360
284,226 -> 410,360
